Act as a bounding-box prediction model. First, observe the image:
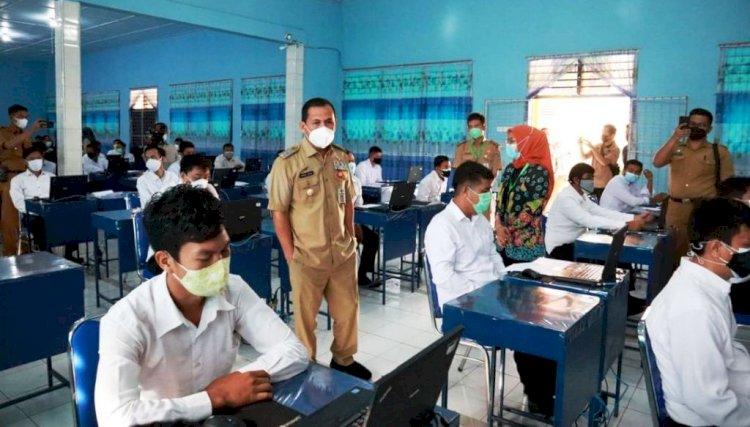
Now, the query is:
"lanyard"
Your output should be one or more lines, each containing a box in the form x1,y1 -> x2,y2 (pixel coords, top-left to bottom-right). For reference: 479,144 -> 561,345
469,139 -> 487,161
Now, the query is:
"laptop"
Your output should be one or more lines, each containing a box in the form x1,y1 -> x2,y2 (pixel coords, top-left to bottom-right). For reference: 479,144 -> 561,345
220,198 -> 262,242
365,182 -> 416,212
641,198 -> 668,232
212,168 -> 238,189
406,165 -> 423,184
245,158 -> 262,172
106,155 -> 129,174
364,326 -> 463,426
49,175 -> 88,201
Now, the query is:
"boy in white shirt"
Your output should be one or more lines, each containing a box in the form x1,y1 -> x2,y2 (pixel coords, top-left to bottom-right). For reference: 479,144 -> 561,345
600,159 -> 667,212
355,146 -> 383,186
645,198 -> 750,426
179,154 -> 219,199
10,146 -> 53,252
82,141 -> 108,174
214,143 -> 245,171
137,145 -> 180,208
416,155 -> 450,203
95,185 -> 309,426
167,140 -> 196,176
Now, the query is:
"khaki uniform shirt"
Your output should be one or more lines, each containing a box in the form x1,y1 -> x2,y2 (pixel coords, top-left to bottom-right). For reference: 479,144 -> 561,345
453,139 -> 502,175
268,140 -> 356,269
667,141 -> 734,199
0,126 -> 30,172
592,141 -> 620,189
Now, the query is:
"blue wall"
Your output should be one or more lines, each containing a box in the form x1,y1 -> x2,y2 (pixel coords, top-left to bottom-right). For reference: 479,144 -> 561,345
0,60 -> 53,124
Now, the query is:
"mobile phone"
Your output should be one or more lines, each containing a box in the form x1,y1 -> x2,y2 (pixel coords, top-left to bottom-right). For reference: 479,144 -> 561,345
44,121 -> 54,128
678,116 -> 689,128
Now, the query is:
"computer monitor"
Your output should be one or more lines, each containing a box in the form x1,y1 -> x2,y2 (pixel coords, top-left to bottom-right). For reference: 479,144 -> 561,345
106,155 -> 129,174
246,158 -> 262,172
212,168 -> 238,189
406,166 -> 423,184
50,175 -> 88,201
388,182 -> 417,211
220,198 -> 262,241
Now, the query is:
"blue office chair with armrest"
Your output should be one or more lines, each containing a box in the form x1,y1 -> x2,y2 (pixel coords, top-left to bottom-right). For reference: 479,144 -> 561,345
68,315 -> 102,427
131,208 -> 154,281
637,308 -> 669,427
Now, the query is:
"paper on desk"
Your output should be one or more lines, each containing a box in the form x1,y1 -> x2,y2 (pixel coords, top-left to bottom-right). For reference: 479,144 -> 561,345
503,257 -> 575,275
90,190 -> 114,198
361,203 -> 382,209
235,181 -> 248,187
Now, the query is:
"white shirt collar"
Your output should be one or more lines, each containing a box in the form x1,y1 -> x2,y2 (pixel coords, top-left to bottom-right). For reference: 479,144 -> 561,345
678,256 -> 732,296
447,200 -> 472,223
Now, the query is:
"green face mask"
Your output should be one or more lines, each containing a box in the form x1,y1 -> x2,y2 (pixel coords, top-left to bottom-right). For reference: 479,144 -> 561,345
467,188 -> 492,214
173,257 -> 231,297
469,127 -> 484,139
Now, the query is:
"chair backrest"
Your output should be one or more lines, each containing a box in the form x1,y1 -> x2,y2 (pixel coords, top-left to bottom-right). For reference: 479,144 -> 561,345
131,208 -> 151,280
637,309 -> 669,427
68,316 -> 102,427
422,256 -> 443,333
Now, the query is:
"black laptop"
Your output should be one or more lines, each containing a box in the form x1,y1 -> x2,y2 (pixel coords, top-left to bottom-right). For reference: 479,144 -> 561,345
245,158 -> 262,172
406,165 -> 423,184
49,175 -> 88,201
220,198 -> 262,242
641,198 -> 668,232
106,155 -> 129,174
212,168 -> 238,189
366,182 -> 416,212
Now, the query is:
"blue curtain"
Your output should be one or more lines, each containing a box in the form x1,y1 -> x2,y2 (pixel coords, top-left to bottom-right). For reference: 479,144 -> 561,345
82,91 -> 120,143
170,80 -> 232,153
717,45 -> 750,175
240,76 -> 285,170
342,62 -> 472,180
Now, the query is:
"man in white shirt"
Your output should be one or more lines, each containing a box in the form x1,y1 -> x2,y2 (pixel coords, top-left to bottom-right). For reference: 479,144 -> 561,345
137,145 -> 180,208
167,140 -> 196,176
645,198 -> 750,426
545,163 -> 650,261
179,154 -> 219,199
106,139 -> 136,163
355,146 -> 383,187
416,155 -> 450,203
82,141 -> 108,175
600,159 -> 667,212
10,146 -> 52,252
424,160 -> 504,307
214,143 -> 245,172
346,151 -> 379,286
95,185 -> 308,426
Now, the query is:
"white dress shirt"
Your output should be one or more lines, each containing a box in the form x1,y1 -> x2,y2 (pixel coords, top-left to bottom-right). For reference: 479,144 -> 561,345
167,160 -> 182,177
425,201 -> 505,307
42,160 -> 56,174
416,170 -> 447,203
600,175 -> 651,213
136,170 -> 180,208
544,185 -> 633,253
10,170 -> 54,213
352,175 -> 364,207
355,160 -> 382,186
214,155 -> 245,171
95,273 -> 309,426
106,149 -> 135,163
645,258 -> 750,426
82,153 -> 109,174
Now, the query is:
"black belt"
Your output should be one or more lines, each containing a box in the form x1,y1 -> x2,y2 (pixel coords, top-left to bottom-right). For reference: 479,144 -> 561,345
669,197 -> 695,203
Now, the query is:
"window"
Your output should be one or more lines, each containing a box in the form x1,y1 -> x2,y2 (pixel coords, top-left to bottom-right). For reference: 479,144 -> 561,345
717,42 -> 750,171
82,90 -> 120,143
130,87 -> 158,152
169,79 -> 232,153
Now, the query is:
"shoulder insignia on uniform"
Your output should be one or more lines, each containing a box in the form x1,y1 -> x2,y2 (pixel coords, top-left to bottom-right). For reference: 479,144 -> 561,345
279,146 -> 300,159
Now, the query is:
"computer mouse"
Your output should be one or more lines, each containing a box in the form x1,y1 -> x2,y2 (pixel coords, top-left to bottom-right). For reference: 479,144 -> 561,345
202,415 -> 244,427
522,268 -> 543,280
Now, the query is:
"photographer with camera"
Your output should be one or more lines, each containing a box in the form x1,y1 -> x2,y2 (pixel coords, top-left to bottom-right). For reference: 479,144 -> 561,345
653,108 -> 734,267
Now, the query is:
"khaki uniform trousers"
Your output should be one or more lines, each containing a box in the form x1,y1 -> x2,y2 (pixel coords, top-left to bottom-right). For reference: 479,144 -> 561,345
0,178 -> 19,256
289,255 -> 358,365
665,199 -> 694,268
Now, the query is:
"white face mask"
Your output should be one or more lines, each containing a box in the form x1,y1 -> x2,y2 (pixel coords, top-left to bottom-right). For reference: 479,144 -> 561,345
307,126 -> 335,149
14,118 -> 28,129
27,159 -> 43,172
224,151 -> 234,160
191,178 -> 209,189
146,158 -> 162,173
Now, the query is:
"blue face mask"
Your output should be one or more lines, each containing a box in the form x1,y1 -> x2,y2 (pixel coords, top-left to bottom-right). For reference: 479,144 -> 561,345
503,144 -> 520,162
624,172 -> 640,184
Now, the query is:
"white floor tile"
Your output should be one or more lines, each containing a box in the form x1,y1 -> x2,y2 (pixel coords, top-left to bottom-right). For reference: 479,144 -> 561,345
31,402 -> 74,427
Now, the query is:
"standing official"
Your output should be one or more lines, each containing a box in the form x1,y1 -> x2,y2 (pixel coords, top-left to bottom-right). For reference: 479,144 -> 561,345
268,98 -> 371,380
453,112 -> 502,176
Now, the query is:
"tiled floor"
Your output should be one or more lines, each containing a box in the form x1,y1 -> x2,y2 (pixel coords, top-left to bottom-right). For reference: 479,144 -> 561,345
0,247 -> 656,426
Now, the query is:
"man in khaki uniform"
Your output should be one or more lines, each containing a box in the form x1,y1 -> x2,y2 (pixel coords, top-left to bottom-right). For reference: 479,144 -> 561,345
268,97 -> 371,380
580,124 -> 620,199
453,112 -> 502,177
0,104 -> 46,256
653,108 -> 733,267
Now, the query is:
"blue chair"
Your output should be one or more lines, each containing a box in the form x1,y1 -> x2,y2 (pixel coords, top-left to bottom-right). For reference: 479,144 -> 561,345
637,309 -> 669,427
131,208 -> 154,281
68,315 -> 102,427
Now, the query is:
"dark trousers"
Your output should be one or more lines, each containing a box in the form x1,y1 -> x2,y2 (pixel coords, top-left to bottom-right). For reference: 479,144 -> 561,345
593,187 -> 604,202
547,243 -> 576,261
358,225 -> 379,276
514,352 -> 557,416
731,282 -> 750,315
28,215 -> 77,257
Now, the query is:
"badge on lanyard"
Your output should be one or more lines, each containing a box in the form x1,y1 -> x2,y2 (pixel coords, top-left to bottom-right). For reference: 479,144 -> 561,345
337,187 -> 346,204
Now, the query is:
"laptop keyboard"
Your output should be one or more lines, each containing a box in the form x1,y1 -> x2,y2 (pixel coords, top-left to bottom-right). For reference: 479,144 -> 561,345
563,263 -> 603,281
343,407 -> 370,426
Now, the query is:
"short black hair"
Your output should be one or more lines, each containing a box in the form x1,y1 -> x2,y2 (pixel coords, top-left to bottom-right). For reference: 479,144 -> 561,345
113,139 -> 125,147
452,161 -> 493,190
433,155 -> 449,168
178,140 -> 195,153
86,141 -> 102,151
467,112 -> 485,125
154,122 -> 168,132
718,176 -> 750,199
624,159 -> 643,171
369,146 -> 382,155
143,185 -> 225,262
8,104 -> 27,115
568,162 -> 595,182
144,144 -> 166,158
689,198 -> 750,254
689,108 -> 714,126
180,154 -> 210,175
222,143 -> 234,151
23,145 -> 44,158
301,97 -> 336,122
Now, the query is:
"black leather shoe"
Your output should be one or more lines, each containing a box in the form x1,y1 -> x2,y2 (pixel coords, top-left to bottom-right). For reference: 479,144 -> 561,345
330,359 -> 372,381
358,274 -> 372,286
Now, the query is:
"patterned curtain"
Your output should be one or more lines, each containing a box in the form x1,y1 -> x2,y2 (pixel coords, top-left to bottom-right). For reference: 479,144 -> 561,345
240,76 -> 285,170
342,62 -> 473,180
170,80 -> 232,153
717,43 -> 750,175
82,91 -> 120,143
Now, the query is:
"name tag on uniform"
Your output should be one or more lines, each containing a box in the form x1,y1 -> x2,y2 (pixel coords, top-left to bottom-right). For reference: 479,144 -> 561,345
299,170 -> 314,179
337,188 -> 346,204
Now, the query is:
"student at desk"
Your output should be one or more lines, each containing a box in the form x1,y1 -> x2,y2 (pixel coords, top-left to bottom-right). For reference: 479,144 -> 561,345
106,139 -> 135,163
355,146 -> 383,186
180,154 -> 219,199
346,150 -> 379,286
168,140 -> 196,176
416,155 -> 450,203
95,186 -> 309,425
718,176 -> 750,316
600,159 -> 667,212
545,163 -> 651,261
645,198 -> 750,426
82,141 -> 108,175
214,143 -> 245,171
137,145 -> 180,208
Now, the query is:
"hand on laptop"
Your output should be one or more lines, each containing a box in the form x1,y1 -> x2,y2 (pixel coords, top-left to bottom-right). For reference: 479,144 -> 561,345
627,213 -> 653,231
205,370 -> 273,409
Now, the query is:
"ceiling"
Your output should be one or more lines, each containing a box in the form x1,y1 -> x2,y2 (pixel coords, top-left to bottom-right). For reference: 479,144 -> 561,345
0,0 -> 200,60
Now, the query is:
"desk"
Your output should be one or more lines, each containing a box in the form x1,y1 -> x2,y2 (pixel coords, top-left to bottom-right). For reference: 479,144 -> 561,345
442,280 -> 604,427
246,192 -> 269,209
0,252 -> 84,408
229,234 -> 273,300
94,191 -> 140,211
355,208 -> 419,304
575,231 -> 673,303
91,210 -> 136,306
25,198 -> 98,250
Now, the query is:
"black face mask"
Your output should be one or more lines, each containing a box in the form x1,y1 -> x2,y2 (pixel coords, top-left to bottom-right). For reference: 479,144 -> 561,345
87,152 -> 98,160
441,170 -> 451,178
372,157 -> 382,165
688,127 -> 708,141
729,249 -> 750,278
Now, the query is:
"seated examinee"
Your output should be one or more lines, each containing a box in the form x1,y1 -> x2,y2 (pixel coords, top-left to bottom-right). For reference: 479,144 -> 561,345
137,145 -> 180,208
214,143 -> 245,171
95,186 -> 309,425
168,140 -> 196,176
106,139 -> 135,163
544,163 -> 651,261
355,145 -> 383,186
82,141 -> 108,174
645,198 -> 750,426
180,154 -> 219,199
346,150 -> 380,286
424,161 -> 505,307
416,155 -> 450,203
718,176 -> 750,316
600,159 -> 667,212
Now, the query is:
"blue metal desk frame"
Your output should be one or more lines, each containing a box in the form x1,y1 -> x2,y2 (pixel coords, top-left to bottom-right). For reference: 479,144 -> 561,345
442,280 -> 605,427
229,234 -> 273,300
91,210 -> 137,306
